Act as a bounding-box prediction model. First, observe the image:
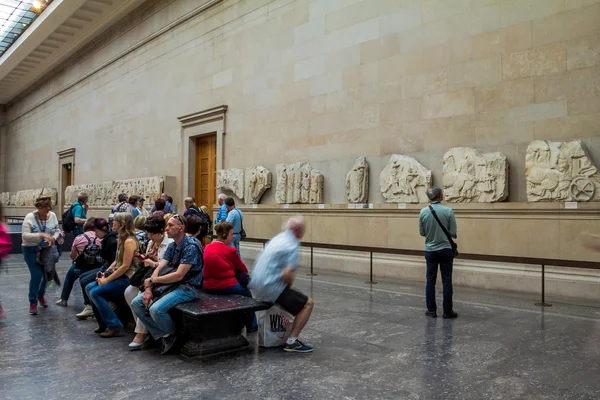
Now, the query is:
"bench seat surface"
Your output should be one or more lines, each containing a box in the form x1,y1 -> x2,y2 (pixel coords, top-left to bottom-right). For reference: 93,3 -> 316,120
173,292 -> 271,317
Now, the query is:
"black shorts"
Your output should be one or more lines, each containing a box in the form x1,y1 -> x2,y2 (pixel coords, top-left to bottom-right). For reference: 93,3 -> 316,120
275,287 -> 308,316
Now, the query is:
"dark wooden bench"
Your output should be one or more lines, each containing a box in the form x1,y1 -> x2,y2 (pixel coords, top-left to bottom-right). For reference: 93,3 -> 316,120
170,291 -> 271,359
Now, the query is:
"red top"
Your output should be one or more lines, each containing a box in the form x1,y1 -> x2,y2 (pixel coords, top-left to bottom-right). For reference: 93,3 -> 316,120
202,241 -> 248,289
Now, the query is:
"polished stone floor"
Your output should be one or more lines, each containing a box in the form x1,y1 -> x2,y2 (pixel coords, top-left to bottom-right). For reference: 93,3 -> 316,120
1,255 -> 600,400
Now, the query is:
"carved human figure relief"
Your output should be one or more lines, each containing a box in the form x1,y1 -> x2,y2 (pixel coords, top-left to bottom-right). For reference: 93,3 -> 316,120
442,148 -> 508,203
346,156 -> 369,203
244,166 -> 272,204
380,155 -> 431,203
276,162 -> 324,204
525,140 -> 600,202
64,177 -> 164,207
216,168 -> 245,199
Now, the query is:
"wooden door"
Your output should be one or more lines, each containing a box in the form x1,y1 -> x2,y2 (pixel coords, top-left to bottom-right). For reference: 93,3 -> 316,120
195,134 -> 217,209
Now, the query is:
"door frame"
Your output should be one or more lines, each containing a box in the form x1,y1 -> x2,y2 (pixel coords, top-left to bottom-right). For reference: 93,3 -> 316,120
57,148 -> 76,214
178,105 -> 227,208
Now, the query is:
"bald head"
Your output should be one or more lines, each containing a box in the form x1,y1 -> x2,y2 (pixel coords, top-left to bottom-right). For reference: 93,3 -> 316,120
184,197 -> 195,209
286,217 -> 305,240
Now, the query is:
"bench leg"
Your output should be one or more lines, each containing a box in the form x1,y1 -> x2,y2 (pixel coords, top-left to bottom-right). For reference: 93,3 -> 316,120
175,311 -> 251,359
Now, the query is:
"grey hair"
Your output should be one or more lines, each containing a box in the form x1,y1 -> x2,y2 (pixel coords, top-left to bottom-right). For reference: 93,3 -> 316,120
426,186 -> 443,201
218,193 -> 227,200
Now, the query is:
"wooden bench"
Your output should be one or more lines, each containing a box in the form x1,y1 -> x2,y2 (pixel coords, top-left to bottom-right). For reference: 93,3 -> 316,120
170,291 -> 271,359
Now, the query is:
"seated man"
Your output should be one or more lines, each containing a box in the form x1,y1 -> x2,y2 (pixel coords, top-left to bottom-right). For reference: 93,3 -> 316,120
131,214 -> 203,355
249,217 -> 314,353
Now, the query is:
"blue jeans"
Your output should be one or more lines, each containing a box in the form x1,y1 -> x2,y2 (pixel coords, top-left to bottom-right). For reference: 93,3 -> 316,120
232,234 -> 240,256
23,245 -> 47,305
425,248 -> 454,314
131,285 -> 197,339
86,276 -> 130,330
61,263 -> 82,301
206,283 -> 257,329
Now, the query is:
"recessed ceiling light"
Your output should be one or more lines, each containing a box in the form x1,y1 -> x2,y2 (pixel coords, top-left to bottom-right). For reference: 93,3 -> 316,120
33,1 -> 42,9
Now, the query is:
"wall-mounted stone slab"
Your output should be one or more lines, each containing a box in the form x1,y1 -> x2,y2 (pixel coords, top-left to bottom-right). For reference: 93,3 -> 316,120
443,147 -> 508,203
346,156 -> 369,204
216,168 -> 245,199
276,162 -> 324,204
1,188 -> 57,206
380,155 -> 431,203
65,177 -> 164,208
244,166 -> 272,204
526,140 -> 600,202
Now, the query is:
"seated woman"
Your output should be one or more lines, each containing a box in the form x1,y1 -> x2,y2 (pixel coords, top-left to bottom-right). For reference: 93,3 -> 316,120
124,216 -> 173,350
152,198 -> 166,219
75,218 -> 114,319
203,222 -> 257,332
57,218 -> 102,306
86,212 -> 139,337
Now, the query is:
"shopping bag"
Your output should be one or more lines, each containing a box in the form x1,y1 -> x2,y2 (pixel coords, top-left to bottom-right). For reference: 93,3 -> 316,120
0,224 -> 11,260
258,305 -> 294,348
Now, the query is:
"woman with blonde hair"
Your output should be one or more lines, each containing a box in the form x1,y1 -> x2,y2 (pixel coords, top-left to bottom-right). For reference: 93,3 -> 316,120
86,212 -> 139,337
22,196 -> 63,315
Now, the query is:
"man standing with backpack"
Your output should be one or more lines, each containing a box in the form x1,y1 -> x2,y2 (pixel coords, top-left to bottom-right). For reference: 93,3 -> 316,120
71,193 -> 89,236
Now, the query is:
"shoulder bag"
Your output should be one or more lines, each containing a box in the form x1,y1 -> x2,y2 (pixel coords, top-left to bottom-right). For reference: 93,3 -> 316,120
428,205 -> 458,257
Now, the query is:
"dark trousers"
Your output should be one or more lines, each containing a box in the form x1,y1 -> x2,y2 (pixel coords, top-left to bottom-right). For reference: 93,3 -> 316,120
425,248 -> 454,314
79,266 -> 105,305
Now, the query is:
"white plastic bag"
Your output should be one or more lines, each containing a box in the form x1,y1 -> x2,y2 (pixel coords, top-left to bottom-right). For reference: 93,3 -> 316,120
258,305 -> 294,348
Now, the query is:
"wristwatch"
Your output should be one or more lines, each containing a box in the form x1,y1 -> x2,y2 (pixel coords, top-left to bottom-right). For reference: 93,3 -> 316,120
149,278 -> 154,285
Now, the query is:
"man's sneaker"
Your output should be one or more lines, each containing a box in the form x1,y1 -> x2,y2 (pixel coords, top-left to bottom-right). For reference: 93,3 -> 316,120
37,297 -> 48,308
161,335 -> 177,355
56,299 -> 68,307
76,305 -> 94,320
443,311 -> 458,319
29,304 -> 38,315
425,310 -> 437,318
284,339 -> 313,353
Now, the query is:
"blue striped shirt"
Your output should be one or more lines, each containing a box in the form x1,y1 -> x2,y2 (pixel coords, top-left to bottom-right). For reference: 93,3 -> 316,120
249,230 -> 299,302
216,203 -> 227,225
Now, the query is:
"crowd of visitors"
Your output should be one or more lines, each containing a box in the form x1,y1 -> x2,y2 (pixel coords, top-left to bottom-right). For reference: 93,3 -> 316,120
9,192 -> 314,355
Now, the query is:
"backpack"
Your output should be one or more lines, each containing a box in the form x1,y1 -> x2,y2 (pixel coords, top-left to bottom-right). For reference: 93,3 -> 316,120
62,203 -> 78,233
101,230 -> 119,266
199,212 -> 211,238
0,224 -> 11,260
75,234 -> 103,271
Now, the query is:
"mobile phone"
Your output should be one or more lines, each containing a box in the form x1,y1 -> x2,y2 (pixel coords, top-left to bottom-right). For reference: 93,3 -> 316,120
96,271 -> 103,279
135,253 -> 147,260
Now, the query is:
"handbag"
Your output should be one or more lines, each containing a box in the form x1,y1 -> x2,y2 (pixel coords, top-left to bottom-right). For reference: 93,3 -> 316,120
151,266 -> 180,299
130,265 -> 155,288
428,205 -> 458,257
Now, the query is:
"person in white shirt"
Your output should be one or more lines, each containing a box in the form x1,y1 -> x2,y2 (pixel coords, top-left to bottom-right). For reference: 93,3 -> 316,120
124,216 -> 173,350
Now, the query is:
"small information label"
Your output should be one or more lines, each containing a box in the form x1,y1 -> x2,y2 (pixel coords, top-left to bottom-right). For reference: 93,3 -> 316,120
252,204 -> 258,208
348,204 -> 355,209
368,203 -> 374,209
398,203 -> 407,209
317,204 -> 325,209
283,204 -> 290,209
356,204 -> 367,209
565,202 -> 578,209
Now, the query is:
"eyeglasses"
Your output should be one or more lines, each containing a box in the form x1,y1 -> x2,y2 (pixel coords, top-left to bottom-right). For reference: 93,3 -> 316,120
171,214 -> 184,225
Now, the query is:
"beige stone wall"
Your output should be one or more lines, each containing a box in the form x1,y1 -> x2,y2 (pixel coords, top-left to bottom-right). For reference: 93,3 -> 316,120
2,0 -> 600,204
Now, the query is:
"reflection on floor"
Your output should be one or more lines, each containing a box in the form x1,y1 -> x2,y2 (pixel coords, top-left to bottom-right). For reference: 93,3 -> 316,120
0,256 -> 599,400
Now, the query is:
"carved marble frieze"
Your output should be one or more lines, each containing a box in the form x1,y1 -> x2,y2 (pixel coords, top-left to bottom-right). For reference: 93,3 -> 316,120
443,147 -> 508,203
526,140 -> 600,202
65,177 -> 164,207
380,155 -> 431,203
276,162 -> 324,204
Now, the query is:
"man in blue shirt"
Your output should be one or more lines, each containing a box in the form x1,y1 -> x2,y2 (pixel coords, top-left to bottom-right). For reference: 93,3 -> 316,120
150,193 -> 176,214
131,214 -> 203,355
72,192 -> 88,236
225,197 -> 243,256
215,193 -> 227,226
419,186 -> 458,320
249,217 -> 314,353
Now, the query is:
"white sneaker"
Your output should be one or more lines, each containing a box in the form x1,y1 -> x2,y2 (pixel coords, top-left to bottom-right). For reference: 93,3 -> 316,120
76,305 -> 94,320
56,299 -> 67,307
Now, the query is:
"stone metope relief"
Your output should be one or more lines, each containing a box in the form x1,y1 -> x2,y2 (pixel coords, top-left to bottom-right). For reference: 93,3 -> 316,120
443,147 -> 508,203
380,155 -> 432,203
346,156 -> 369,203
276,162 -> 324,204
244,166 -> 272,204
0,188 -> 57,206
65,177 -> 164,207
526,140 -> 600,202
216,168 -> 245,199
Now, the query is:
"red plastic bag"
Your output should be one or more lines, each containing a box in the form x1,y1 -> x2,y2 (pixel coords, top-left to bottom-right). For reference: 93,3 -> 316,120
0,224 -> 11,260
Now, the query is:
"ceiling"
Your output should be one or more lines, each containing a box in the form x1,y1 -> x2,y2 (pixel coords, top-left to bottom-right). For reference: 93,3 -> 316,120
0,0 -> 146,105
